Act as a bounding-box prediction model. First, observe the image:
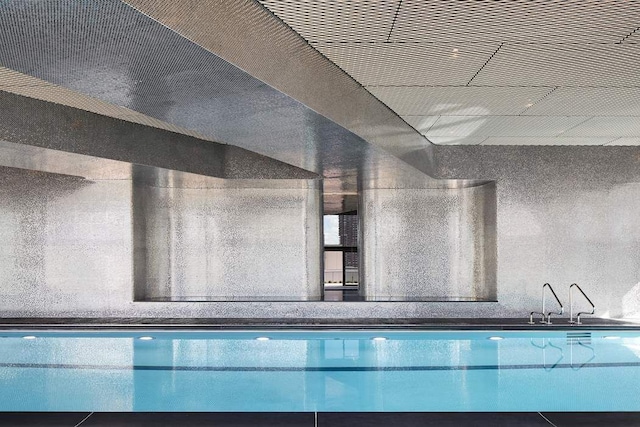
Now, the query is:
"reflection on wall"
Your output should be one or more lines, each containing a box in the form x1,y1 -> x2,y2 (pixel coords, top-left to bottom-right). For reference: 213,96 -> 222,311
360,183 -> 497,301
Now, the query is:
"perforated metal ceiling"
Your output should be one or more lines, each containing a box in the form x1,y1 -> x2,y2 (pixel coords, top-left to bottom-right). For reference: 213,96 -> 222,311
260,0 -> 640,145
1,0 -> 461,207
0,67 -> 212,140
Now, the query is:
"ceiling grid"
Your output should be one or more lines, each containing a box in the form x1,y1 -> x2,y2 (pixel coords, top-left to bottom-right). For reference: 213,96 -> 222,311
259,0 -> 640,145
385,0 -> 404,42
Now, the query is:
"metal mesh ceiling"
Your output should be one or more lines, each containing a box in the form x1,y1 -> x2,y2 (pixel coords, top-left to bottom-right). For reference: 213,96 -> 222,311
0,0 -> 449,197
260,0 -> 399,42
391,0 -> 640,44
259,0 -> 640,145
0,67 -> 212,140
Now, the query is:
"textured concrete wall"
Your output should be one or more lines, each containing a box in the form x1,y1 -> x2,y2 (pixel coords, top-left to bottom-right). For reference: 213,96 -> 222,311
360,184 -> 496,302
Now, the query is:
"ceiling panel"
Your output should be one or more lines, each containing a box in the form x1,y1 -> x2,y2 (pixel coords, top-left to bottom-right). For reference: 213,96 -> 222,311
370,86 -> 553,115
606,138 -> 640,146
0,67 -> 209,139
473,44 -> 640,87
426,116 -> 589,137
402,116 -> 439,134
427,136 -> 486,146
626,31 -> 640,43
482,137 -> 613,146
391,0 -> 640,43
260,0 -> 640,147
523,88 -> 640,117
562,117 -> 640,137
260,0 -> 399,43
316,44 -> 499,86
0,67 -> 49,87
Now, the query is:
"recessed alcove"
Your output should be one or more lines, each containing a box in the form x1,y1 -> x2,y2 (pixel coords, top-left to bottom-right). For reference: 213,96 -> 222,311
360,182 -> 497,302
132,168 -> 323,302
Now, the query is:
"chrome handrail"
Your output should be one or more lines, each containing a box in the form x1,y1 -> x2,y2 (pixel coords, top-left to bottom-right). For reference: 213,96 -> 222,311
529,311 -> 546,325
543,283 -> 564,325
569,283 -> 595,325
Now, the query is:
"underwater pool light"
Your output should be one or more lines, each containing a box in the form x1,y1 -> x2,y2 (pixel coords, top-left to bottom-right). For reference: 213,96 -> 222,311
372,337 -> 387,341
22,336 -> 37,340
488,336 -> 504,341
255,337 -> 270,341
138,336 -> 155,341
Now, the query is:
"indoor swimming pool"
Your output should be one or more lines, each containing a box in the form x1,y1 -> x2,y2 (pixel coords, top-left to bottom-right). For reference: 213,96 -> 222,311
0,330 -> 638,412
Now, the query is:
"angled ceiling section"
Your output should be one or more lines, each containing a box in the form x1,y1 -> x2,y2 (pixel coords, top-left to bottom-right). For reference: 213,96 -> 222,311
260,0 -> 640,146
0,67 -> 215,141
0,90 -> 316,181
0,0 -> 448,203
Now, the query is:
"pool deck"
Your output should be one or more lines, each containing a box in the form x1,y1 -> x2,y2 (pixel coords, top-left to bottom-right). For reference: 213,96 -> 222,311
1,411 -> 639,426
0,317 -> 638,330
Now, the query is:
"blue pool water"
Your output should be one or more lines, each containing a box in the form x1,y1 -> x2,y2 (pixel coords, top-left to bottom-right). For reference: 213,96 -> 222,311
0,330 -> 639,412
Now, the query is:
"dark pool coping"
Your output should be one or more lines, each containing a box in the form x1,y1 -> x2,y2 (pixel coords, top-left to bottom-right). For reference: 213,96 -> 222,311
1,411 -> 640,426
0,317 -> 638,331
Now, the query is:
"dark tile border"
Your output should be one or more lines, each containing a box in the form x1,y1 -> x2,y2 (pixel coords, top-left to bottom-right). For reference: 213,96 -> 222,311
82,412 -> 314,426
3,412 -> 640,427
541,412 -> 640,426
319,412 -> 552,427
0,412 -> 91,426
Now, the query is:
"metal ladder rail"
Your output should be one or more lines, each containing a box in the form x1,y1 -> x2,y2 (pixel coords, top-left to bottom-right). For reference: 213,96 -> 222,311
528,283 -> 564,325
529,310 -> 546,325
543,283 -> 564,325
569,283 -> 595,325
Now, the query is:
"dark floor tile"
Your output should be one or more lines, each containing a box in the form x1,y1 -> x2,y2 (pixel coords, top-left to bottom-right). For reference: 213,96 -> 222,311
82,412 -> 313,426
0,412 -> 90,426
317,412 -> 551,427
542,412 -> 640,426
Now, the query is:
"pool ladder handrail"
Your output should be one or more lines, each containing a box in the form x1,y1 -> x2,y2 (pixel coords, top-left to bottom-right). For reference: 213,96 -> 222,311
569,283 -> 595,325
529,283 -> 564,325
